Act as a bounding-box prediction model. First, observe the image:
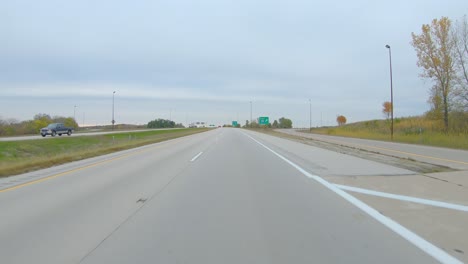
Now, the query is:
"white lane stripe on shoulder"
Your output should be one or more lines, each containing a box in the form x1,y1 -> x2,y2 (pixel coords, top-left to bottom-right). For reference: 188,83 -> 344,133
190,152 -> 203,162
242,132 -> 462,264
335,184 -> 468,212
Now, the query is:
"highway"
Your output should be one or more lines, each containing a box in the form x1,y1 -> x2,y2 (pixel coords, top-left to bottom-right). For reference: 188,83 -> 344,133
0,128 -> 462,263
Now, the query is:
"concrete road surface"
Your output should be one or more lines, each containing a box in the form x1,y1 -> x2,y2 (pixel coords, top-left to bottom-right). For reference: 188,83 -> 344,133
0,128 -> 461,263
278,129 -> 468,171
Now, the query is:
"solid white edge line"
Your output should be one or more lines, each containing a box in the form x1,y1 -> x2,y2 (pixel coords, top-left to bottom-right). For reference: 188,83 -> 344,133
242,131 -> 462,264
335,184 -> 468,212
190,152 -> 203,162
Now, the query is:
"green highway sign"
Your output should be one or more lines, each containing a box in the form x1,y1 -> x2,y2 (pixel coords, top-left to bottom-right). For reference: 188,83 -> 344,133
232,121 -> 238,127
258,117 -> 269,125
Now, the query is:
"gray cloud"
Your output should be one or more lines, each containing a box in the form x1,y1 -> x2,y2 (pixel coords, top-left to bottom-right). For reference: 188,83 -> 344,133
0,0 -> 466,126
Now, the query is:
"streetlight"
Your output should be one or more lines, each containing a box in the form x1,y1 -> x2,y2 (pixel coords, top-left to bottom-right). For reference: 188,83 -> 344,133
74,105 -> 78,128
74,105 -> 77,121
250,101 -> 252,126
309,99 -> 312,132
112,91 -> 116,130
385,44 -> 394,140
320,112 -> 323,127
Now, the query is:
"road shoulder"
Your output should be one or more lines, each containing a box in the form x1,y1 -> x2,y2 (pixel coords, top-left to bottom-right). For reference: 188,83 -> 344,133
250,128 -> 468,263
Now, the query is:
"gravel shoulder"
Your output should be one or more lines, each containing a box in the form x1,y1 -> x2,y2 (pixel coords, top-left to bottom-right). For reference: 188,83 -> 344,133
263,129 -> 455,174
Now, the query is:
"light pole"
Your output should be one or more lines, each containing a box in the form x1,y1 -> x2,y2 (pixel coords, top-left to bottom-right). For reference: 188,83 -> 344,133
250,101 -> 252,126
320,112 -> 323,127
74,105 -> 77,121
385,45 -> 394,140
309,99 -> 312,132
112,91 -> 116,130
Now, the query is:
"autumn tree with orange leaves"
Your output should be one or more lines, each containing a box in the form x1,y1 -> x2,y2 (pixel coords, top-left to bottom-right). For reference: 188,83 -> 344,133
382,101 -> 392,120
336,115 -> 347,126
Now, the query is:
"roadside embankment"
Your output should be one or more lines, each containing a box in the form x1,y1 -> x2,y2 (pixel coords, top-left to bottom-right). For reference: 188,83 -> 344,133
0,128 -> 210,177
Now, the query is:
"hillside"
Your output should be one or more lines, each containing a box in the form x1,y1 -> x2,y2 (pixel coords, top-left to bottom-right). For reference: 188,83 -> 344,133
309,114 -> 468,150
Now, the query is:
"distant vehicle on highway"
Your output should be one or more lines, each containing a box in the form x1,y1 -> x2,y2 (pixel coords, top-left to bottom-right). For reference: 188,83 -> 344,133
40,123 -> 74,137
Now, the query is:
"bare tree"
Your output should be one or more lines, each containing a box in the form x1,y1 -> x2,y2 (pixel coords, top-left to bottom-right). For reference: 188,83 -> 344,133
453,15 -> 468,110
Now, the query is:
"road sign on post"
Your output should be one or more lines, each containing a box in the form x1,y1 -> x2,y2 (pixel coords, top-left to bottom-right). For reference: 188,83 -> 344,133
232,121 -> 238,127
258,117 -> 269,125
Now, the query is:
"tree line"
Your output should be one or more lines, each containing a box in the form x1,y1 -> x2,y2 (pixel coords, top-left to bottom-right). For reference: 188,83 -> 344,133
0,114 -> 78,136
147,118 -> 184,128
244,117 -> 293,128
0,115 -> 187,136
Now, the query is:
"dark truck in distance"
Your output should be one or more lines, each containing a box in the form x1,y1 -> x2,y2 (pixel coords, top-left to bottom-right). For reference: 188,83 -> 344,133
40,123 -> 74,137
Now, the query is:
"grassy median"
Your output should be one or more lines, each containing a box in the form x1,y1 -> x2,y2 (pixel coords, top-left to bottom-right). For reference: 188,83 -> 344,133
0,128 -> 210,177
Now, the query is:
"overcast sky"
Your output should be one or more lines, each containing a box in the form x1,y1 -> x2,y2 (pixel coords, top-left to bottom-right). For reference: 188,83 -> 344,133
1,0 -> 466,127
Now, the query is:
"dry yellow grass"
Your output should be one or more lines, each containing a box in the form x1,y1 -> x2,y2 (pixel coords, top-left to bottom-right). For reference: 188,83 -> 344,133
309,116 -> 468,150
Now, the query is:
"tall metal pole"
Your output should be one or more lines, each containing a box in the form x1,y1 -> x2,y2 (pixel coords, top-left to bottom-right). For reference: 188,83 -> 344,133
320,112 -> 323,127
250,101 -> 252,126
112,91 -> 116,131
309,99 -> 312,132
74,105 -> 77,128
385,45 -> 394,140
74,105 -> 77,121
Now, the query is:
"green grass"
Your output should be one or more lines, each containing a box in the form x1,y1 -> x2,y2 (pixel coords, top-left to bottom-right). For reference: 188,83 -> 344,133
308,118 -> 468,150
0,128 -> 210,177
